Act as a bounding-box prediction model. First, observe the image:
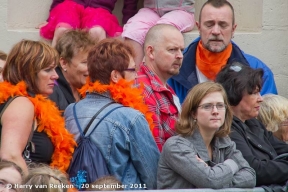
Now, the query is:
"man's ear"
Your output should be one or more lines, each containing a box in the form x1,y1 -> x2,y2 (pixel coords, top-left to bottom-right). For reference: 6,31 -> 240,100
145,45 -> 155,60
196,21 -> 200,29
110,70 -> 122,83
59,57 -> 68,72
232,23 -> 237,37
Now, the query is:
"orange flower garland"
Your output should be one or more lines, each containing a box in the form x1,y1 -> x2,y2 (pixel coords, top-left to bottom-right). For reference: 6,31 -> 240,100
0,81 -> 76,172
79,78 -> 155,133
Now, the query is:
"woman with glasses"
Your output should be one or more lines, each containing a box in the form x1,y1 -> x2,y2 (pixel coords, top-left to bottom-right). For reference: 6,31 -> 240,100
64,38 -> 159,189
157,81 -> 256,189
216,62 -> 288,189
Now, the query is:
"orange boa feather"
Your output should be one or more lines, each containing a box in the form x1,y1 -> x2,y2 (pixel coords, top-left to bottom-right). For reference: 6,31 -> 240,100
79,78 -> 155,133
0,81 -> 76,172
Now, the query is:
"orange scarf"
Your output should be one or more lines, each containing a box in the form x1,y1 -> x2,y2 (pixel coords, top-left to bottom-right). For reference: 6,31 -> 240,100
79,78 -> 154,133
0,81 -> 76,172
196,40 -> 232,80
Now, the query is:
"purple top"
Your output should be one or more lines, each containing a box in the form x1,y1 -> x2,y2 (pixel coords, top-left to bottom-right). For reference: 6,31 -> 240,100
50,0 -> 138,24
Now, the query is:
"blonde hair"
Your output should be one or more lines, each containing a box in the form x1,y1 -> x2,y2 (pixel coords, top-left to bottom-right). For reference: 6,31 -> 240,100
176,82 -> 233,137
258,94 -> 288,133
22,164 -> 71,192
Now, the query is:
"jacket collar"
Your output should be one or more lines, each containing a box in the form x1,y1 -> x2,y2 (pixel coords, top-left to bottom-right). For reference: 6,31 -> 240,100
186,129 -> 230,162
55,67 -> 75,103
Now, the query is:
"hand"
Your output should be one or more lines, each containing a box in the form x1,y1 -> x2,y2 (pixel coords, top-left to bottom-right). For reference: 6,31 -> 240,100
196,155 -> 208,167
36,21 -> 48,29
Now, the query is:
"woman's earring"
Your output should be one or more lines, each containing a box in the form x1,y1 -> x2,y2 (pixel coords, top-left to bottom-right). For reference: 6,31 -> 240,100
64,69 -> 67,72
193,119 -> 197,122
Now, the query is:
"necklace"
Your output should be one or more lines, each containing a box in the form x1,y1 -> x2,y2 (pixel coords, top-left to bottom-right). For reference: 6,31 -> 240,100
0,81 -> 76,172
79,78 -> 154,133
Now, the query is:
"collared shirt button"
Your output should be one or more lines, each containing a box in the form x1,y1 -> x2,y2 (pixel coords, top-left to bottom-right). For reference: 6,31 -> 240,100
257,144 -> 262,148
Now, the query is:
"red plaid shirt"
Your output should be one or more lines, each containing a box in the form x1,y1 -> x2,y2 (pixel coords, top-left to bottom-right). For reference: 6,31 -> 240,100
134,64 -> 179,152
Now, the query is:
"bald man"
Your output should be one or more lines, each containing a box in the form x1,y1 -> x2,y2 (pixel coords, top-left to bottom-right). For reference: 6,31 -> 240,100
134,24 -> 184,151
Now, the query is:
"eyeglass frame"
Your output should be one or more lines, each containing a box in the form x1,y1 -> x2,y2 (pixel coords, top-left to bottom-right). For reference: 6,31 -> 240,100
198,103 -> 227,111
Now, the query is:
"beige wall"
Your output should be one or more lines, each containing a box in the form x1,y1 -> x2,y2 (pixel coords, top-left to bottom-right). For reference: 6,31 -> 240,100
0,0 -> 287,96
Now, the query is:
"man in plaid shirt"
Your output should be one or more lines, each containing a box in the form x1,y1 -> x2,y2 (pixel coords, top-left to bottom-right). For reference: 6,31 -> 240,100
134,24 -> 184,151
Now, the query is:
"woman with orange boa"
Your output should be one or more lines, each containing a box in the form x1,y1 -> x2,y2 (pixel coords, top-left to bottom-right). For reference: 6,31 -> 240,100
0,40 -> 76,175
64,38 -> 159,189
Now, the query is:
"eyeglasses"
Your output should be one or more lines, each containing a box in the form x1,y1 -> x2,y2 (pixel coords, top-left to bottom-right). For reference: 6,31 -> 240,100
198,103 -> 227,111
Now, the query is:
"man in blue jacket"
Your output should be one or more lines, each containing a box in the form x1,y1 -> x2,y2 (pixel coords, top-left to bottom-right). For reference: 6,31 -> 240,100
168,0 -> 277,103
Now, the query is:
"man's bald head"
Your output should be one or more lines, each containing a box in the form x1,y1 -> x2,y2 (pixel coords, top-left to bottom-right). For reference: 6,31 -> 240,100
144,24 -> 181,50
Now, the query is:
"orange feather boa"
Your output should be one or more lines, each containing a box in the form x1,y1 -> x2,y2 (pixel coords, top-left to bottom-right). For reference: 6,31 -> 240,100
0,81 -> 76,172
79,78 -> 154,133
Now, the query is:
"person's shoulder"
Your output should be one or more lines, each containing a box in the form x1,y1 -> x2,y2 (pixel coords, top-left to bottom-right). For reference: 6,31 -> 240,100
232,43 -> 270,69
63,102 -> 75,118
218,136 -> 233,147
164,135 -> 192,148
116,106 -> 144,118
9,96 -> 34,109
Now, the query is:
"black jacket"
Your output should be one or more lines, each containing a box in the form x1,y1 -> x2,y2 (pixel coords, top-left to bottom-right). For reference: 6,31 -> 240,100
49,67 -> 75,112
230,116 -> 288,186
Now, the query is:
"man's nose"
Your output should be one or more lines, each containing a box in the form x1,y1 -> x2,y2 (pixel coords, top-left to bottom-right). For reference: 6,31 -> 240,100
176,50 -> 183,59
211,25 -> 220,35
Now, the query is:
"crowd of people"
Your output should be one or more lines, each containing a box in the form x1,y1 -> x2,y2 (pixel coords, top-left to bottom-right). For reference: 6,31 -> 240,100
0,0 -> 287,191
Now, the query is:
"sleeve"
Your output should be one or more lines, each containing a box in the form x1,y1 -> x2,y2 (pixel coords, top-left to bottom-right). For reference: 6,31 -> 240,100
224,140 -> 256,188
129,114 -> 160,189
244,53 -> 278,95
230,126 -> 288,186
122,0 -> 139,24
162,138 -> 240,189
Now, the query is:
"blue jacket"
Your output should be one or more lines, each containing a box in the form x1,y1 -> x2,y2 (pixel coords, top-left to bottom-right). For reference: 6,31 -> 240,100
64,92 -> 160,190
168,38 -> 278,103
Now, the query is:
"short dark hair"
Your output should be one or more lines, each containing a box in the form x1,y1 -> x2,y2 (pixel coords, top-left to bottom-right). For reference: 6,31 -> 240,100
215,62 -> 264,106
199,0 -> 235,25
87,38 -> 135,84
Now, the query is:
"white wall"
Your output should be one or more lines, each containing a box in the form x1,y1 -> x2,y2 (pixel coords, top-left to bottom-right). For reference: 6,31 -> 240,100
0,0 -> 287,96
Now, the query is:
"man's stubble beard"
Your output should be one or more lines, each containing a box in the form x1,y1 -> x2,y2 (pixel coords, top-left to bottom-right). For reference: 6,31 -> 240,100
204,42 -> 227,53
